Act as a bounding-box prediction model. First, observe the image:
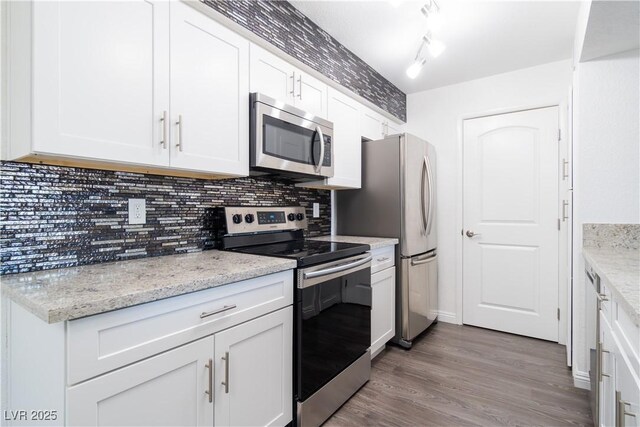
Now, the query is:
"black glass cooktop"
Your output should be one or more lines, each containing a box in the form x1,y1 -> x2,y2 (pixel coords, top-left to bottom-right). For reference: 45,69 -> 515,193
231,239 -> 370,267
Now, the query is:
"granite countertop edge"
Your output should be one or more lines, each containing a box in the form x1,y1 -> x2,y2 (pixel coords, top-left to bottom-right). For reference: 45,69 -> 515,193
309,235 -> 399,250
583,248 -> 640,326
2,253 -> 297,324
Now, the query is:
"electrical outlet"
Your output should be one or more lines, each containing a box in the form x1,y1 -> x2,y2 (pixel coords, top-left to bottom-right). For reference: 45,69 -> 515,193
128,199 -> 146,225
313,203 -> 320,218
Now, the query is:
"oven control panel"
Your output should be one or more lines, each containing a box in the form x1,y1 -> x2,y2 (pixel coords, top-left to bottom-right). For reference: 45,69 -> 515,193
223,206 -> 308,235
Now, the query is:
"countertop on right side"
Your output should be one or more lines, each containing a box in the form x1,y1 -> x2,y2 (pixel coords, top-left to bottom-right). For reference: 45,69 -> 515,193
583,223 -> 640,326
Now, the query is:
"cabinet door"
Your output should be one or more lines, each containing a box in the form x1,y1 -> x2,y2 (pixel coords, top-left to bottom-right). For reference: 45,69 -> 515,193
250,44 -> 295,104
214,307 -> 293,427
361,107 -> 386,141
170,2 -> 249,176
294,71 -> 328,118
600,314 -> 617,427
325,88 -> 362,189
33,1 -> 170,166
67,336 -> 214,426
615,342 -> 640,426
371,267 -> 396,358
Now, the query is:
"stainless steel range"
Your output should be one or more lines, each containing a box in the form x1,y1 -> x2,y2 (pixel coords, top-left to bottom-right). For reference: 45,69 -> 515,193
210,206 -> 372,427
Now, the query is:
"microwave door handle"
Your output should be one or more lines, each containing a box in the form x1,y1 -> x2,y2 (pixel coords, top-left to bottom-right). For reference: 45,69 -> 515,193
315,126 -> 325,173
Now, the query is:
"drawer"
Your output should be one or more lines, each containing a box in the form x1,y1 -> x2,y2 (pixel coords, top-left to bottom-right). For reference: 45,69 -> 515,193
67,270 -> 293,385
371,245 -> 395,274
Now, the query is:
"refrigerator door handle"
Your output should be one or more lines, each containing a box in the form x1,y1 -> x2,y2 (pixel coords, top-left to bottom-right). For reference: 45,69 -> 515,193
425,155 -> 434,236
420,157 -> 428,233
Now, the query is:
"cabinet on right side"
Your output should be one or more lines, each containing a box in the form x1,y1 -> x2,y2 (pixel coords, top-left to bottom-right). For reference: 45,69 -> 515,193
370,245 -> 397,358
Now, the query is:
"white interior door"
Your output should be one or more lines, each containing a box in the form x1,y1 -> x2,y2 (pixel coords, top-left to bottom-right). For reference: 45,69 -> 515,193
170,2 -> 249,175
462,107 -> 560,341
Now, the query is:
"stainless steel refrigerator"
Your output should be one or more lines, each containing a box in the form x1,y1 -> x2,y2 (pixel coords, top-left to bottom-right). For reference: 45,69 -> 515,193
337,133 -> 437,348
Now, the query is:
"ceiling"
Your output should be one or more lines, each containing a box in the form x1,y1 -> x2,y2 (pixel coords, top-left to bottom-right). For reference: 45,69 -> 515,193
290,0 -> 581,94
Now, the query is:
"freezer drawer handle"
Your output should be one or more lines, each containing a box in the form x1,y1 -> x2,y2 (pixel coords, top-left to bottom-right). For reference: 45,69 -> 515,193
200,304 -> 237,319
411,255 -> 437,266
303,255 -> 372,279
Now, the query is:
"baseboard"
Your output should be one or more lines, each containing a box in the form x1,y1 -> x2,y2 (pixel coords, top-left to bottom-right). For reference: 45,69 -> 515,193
573,370 -> 590,390
437,310 -> 458,324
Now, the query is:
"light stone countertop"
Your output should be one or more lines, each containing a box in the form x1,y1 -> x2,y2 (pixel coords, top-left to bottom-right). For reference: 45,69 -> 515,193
583,247 -> 640,325
1,251 -> 296,324
310,235 -> 399,250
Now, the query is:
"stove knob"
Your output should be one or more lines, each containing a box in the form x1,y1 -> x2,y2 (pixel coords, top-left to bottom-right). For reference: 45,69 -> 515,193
232,214 -> 243,224
244,214 -> 255,223
287,213 -> 296,221
296,213 -> 305,221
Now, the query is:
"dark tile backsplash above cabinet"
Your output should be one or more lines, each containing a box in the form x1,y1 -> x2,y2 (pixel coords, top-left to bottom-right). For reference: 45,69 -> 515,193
204,0 -> 407,122
0,161 -> 331,275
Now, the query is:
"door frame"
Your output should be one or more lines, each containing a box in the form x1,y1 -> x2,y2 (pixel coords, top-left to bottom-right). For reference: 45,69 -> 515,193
455,99 -> 571,346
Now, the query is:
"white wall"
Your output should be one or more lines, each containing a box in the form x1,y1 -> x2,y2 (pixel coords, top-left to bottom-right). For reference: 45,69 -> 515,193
406,59 -> 573,323
571,48 -> 640,383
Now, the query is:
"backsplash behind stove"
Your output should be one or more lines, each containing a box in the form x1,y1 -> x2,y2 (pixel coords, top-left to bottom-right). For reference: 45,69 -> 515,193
0,161 -> 331,275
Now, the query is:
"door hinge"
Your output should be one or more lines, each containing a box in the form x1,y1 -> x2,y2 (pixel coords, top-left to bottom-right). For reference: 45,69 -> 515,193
557,218 -> 561,230
558,129 -> 561,141
557,308 -> 560,320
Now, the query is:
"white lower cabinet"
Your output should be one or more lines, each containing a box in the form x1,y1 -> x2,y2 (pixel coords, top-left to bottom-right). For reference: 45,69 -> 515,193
598,308 -> 640,427
214,307 -> 292,427
369,245 -> 397,358
67,336 -> 215,426
371,266 -> 396,358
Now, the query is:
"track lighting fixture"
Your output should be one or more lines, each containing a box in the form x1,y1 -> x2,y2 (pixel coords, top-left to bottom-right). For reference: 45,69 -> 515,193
406,0 -> 447,80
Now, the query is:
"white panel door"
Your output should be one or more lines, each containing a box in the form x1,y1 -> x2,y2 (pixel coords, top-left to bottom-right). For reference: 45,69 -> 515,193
462,107 -> 559,341
214,306 -> 292,427
170,2 -> 249,175
294,71 -> 328,118
66,336 -> 214,426
371,267 -> 396,357
32,1 -> 170,166
250,44 -> 295,104
325,87 -> 361,188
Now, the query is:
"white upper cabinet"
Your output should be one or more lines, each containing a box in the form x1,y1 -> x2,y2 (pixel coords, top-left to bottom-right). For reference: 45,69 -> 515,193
5,1 -> 249,178
169,2 -> 249,176
31,0 -> 170,167
250,44 -> 327,118
361,106 -> 404,141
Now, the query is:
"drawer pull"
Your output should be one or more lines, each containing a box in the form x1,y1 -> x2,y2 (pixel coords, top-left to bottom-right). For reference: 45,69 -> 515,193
205,358 -> 213,403
200,304 -> 237,319
221,351 -> 230,394
376,257 -> 390,262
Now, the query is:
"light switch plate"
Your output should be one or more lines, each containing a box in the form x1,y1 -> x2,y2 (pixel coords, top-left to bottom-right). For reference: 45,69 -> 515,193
313,203 -> 320,218
128,199 -> 146,225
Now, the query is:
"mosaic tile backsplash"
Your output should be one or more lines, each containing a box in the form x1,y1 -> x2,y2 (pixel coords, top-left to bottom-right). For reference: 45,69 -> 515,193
0,161 -> 331,275
204,0 -> 407,122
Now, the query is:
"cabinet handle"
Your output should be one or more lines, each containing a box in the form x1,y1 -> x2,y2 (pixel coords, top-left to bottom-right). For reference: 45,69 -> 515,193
160,111 -> 168,149
562,200 -> 569,222
290,72 -> 296,97
200,304 -> 237,319
298,74 -> 302,100
221,351 -> 230,394
617,391 -> 637,427
600,344 -> 610,381
562,159 -> 569,180
175,115 -> 183,152
205,358 -> 213,403
599,293 -> 609,302
376,257 -> 390,262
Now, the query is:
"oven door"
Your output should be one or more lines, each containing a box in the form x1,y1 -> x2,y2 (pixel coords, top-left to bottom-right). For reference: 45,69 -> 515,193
252,96 -> 334,178
295,254 -> 372,402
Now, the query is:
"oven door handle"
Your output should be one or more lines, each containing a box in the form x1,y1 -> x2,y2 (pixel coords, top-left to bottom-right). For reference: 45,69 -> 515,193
303,255 -> 372,280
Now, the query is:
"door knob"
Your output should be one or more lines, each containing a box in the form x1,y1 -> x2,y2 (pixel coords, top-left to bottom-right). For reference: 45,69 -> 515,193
466,230 -> 481,238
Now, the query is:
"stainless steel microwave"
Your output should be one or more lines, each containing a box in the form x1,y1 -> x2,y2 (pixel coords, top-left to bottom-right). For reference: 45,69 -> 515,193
250,93 -> 334,180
